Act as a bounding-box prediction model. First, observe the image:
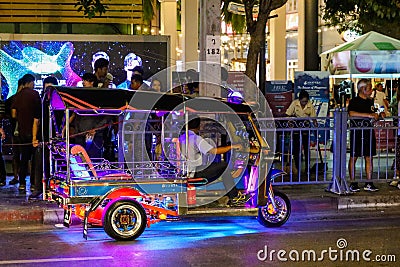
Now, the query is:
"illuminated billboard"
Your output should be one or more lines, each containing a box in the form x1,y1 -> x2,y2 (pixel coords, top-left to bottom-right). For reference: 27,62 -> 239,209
0,34 -> 170,99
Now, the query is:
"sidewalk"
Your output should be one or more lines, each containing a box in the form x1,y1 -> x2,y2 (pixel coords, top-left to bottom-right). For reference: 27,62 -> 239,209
0,176 -> 400,226
0,179 -> 60,225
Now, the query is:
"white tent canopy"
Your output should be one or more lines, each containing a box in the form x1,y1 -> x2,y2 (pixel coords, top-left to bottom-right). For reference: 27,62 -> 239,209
321,31 -> 400,55
321,31 -> 400,75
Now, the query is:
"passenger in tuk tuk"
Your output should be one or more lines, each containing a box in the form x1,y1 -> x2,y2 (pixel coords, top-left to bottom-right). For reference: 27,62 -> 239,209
179,116 -> 250,206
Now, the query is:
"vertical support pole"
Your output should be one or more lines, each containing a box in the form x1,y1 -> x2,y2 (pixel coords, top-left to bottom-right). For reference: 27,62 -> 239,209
304,0 -> 319,70
326,109 -> 350,194
182,0 -> 199,64
66,108 -> 70,183
332,110 -> 341,182
340,110 -> 348,181
159,0 -> 177,64
297,0 -> 305,71
199,0 -> 221,97
48,105 -> 54,184
118,113 -> 124,168
269,5 -> 287,81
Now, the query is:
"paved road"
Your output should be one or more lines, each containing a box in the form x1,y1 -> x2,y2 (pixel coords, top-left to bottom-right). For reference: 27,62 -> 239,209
0,209 -> 399,267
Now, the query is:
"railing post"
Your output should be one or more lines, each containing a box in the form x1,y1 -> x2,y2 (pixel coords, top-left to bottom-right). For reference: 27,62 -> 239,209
326,109 -> 350,194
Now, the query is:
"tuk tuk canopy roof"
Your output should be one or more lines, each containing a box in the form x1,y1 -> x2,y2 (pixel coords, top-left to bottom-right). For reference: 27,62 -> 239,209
47,86 -> 254,114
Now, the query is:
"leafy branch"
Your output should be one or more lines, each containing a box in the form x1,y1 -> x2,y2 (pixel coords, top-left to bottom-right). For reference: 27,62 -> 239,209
321,0 -> 400,38
75,0 -> 109,19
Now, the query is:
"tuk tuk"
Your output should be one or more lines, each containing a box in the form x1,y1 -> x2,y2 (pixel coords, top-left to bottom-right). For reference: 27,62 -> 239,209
43,86 -> 290,241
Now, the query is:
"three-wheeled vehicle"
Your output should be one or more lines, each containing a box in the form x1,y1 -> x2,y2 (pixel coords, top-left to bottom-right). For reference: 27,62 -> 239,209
43,86 -> 290,241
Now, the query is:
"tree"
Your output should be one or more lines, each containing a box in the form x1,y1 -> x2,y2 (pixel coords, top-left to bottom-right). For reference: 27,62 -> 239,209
222,0 -> 287,84
322,0 -> 400,39
75,0 -> 180,32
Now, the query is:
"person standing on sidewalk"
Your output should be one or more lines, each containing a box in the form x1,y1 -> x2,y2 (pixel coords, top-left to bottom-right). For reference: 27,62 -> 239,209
348,79 -> 380,192
5,78 -> 24,185
372,83 -> 390,117
9,74 -> 41,192
285,90 -> 316,175
29,76 -> 58,199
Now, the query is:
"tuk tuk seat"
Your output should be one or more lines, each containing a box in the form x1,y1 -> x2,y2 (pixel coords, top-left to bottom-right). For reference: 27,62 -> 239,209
70,144 -> 131,180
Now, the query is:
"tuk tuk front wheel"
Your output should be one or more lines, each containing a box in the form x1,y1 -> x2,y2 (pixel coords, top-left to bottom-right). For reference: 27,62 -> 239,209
103,199 -> 147,241
257,190 -> 291,227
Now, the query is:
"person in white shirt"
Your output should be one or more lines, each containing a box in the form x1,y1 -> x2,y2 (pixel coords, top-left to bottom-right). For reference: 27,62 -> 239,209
372,83 -> 389,117
179,116 -> 246,206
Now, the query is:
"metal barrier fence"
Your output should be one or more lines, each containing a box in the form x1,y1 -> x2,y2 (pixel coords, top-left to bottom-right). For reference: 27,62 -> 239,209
259,110 -> 398,186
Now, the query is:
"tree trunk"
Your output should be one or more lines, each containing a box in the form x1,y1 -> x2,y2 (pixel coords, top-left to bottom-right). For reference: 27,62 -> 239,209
245,14 -> 269,85
243,0 -> 287,85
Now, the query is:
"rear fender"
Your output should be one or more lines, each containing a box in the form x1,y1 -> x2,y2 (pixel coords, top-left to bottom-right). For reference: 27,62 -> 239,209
106,187 -> 145,199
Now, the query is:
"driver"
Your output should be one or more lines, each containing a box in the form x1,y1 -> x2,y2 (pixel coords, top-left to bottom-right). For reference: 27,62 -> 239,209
179,115 -> 250,207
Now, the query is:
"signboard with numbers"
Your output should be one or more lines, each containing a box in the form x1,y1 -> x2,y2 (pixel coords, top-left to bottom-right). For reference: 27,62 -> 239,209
265,81 -> 293,117
206,35 -> 221,63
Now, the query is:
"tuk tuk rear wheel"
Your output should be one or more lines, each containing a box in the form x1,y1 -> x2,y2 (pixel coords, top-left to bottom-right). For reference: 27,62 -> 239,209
257,190 -> 291,227
103,199 -> 147,241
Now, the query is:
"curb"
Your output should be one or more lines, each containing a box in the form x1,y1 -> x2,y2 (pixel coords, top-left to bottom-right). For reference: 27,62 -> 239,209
43,209 -> 64,224
0,209 -> 43,224
338,194 -> 400,209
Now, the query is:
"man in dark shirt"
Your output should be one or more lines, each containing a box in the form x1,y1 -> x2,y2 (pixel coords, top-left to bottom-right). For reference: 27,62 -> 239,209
5,78 -> 24,185
9,74 -> 41,192
29,76 -> 58,199
348,79 -> 380,192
